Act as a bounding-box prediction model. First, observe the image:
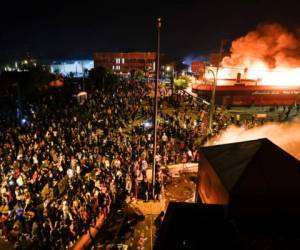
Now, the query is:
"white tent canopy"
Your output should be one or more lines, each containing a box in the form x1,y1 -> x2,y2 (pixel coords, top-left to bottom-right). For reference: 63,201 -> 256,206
77,91 -> 88,104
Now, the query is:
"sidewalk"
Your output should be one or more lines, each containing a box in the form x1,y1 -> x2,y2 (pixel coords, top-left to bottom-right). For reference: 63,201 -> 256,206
130,199 -> 166,215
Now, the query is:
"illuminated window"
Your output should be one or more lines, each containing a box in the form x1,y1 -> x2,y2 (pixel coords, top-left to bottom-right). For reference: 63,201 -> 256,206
122,58 -> 125,64
112,65 -> 115,70
116,58 -> 121,64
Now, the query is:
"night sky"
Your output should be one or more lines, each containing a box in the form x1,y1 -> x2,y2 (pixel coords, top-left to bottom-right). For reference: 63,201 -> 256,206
1,0 -> 300,62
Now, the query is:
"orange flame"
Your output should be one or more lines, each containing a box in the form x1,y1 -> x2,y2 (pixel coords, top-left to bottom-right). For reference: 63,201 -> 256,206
208,24 -> 300,86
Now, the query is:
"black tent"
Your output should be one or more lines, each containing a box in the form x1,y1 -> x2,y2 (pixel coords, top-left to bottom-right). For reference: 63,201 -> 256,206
197,138 -> 300,218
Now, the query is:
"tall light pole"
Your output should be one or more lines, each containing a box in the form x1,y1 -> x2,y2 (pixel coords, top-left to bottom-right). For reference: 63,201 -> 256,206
208,40 -> 225,135
13,82 -> 22,121
81,60 -> 85,91
153,17 -> 161,199
208,69 -> 216,134
166,65 -> 174,99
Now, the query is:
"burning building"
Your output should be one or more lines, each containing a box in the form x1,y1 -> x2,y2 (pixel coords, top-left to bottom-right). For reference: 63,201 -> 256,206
193,24 -> 300,106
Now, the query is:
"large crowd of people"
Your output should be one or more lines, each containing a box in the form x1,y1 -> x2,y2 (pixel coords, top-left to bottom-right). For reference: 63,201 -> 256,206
0,80 -> 204,249
2,76 -> 292,249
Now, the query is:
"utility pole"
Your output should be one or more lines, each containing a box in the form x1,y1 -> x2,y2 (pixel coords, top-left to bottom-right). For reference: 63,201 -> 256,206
171,66 -> 174,101
153,17 -> 161,199
208,39 -> 226,135
166,65 -> 175,102
15,82 -> 22,121
81,60 -> 85,91
217,39 -> 226,75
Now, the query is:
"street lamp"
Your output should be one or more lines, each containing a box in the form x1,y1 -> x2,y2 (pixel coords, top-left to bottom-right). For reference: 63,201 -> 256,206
207,68 -> 216,135
207,40 -> 225,136
166,65 -> 174,98
152,17 -> 161,199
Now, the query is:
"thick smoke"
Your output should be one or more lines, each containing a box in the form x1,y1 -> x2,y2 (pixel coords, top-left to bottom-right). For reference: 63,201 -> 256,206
206,119 -> 300,160
222,23 -> 300,69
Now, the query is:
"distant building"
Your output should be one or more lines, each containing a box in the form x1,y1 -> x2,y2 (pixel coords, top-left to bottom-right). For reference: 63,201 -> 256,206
3,58 -> 38,72
182,55 -> 208,73
193,84 -> 300,106
50,60 -> 94,77
191,61 -> 206,79
93,52 -> 156,74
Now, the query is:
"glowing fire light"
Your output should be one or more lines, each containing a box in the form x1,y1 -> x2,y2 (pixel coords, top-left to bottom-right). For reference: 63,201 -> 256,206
206,24 -> 300,86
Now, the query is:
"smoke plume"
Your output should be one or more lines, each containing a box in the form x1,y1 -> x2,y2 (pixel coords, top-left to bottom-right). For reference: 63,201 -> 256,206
206,119 -> 300,160
222,23 -> 300,69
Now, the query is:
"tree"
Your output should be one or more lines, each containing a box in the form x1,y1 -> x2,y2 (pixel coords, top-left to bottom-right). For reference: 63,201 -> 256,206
89,67 -> 107,87
83,68 -> 89,78
174,75 -> 192,89
106,72 -> 120,87
53,68 -> 60,75
134,69 -> 145,81
27,66 -> 55,91
0,66 -> 55,98
88,67 -> 120,89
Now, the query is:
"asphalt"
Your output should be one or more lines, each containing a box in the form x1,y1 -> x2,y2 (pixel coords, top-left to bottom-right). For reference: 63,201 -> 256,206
90,168 -> 198,250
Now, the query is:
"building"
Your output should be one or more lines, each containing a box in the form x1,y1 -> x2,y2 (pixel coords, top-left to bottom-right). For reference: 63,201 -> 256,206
197,138 -> 300,218
50,60 -> 94,77
191,61 -> 206,79
154,202 -> 300,250
193,84 -> 300,106
93,52 -> 156,74
3,58 -> 39,72
154,202 -> 236,250
154,139 -> 300,250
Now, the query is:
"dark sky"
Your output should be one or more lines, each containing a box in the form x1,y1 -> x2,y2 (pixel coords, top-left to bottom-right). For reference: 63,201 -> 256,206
1,0 -> 300,62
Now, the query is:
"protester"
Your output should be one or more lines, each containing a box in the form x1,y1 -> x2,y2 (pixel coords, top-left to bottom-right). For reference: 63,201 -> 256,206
0,78 -> 213,248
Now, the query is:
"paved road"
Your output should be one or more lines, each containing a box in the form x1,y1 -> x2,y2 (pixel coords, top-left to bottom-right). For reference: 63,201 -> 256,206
92,169 -> 197,250
93,201 -> 162,250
